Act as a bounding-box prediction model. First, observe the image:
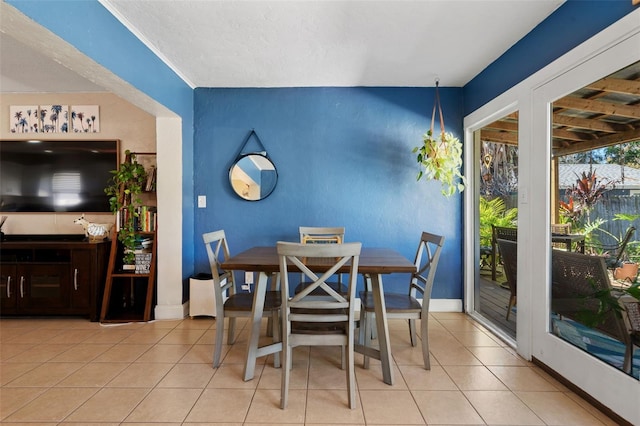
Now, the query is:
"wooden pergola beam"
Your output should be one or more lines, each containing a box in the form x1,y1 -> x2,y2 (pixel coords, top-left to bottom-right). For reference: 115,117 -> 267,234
553,114 -> 631,133
585,77 -> 640,96
554,97 -> 640,119
553,127 -> 640,157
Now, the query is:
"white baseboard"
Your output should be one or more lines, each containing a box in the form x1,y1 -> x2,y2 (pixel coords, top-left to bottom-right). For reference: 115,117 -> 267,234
428,298 -> 463,312
154,298 -> 463,321
154,302 -> 189,320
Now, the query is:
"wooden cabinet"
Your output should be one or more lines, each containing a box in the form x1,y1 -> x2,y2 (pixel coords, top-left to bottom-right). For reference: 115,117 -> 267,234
0,237 -> 108,321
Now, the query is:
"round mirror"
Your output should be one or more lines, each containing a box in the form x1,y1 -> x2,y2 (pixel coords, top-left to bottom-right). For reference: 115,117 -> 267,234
229,153 -> 278,201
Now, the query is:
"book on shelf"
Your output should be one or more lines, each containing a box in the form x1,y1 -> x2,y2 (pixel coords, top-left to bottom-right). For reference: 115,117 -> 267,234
116,205 -> 157,233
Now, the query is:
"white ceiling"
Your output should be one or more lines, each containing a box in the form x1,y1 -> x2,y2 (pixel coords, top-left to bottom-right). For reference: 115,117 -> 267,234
1,0 -> 564,93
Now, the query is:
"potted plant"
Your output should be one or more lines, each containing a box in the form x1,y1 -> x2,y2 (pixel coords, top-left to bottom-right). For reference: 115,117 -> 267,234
104,150 -> 147,268
413,130 -> 466,197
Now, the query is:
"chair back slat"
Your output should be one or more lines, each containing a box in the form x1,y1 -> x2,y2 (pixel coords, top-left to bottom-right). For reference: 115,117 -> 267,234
410,232 -> 445,304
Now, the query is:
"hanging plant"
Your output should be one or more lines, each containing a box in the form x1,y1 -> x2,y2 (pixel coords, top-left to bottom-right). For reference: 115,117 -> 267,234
412,81 -> 466,197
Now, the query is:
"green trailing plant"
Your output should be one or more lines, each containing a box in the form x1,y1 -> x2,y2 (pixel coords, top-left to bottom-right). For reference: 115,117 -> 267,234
413,130 -> 466,197
104,150 -> 147,265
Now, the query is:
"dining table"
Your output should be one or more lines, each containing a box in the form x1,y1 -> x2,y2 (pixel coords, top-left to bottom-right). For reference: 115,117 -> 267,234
552,233 -> 585,253
220,245 -> 416,385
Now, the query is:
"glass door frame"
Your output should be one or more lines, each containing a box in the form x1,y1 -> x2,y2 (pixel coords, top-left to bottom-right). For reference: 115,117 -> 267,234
464,10 -> 639,424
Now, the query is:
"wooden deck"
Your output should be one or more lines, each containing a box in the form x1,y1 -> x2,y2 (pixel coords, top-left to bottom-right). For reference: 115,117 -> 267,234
478,270 -> 516,339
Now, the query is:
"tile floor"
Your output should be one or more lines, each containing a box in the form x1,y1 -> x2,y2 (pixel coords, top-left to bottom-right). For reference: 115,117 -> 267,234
0,312 -> 618,425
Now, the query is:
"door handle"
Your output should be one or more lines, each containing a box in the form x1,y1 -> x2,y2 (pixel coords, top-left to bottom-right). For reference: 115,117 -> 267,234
74,268 -> 79,290
6,276 -> 11,298
20,276 -> 24,298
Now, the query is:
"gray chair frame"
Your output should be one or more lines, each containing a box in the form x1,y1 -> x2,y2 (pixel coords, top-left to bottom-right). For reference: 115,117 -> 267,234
277,241 -> 361,409
359,231 -> 444,370
203,230 -> 281,368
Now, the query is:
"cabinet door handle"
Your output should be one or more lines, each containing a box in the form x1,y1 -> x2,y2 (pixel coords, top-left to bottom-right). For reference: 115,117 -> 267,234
6,276 -> 11,298
20,276 -> 24,298
74,268 -> 79,290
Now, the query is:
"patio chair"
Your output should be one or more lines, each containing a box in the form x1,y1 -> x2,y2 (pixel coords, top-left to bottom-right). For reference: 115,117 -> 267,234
551,249 -> 636,374
585,226 -> 636,270
277,241 -> 361,409
490,225 -> 517,281
497,238 -> 518,321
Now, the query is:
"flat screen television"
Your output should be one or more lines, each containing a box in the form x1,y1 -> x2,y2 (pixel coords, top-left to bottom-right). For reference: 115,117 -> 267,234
0,139 -> 119,212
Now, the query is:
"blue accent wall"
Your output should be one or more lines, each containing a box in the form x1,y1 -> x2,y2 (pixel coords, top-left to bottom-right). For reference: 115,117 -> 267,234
464,0 -> 636,115
194,87 -> 465,298
8,0 -> 196,280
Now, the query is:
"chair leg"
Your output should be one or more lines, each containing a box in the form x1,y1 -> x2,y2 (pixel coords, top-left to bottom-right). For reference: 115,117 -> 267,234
346,329 -> 356,409
363,312 -> 373,369
227,317 -> 236,344
408,319 -> 417,346
280,337 -> 291,409
420,315 -> 431,370
271,310 -> 281,368
506,295 -> 516,321
213,316 -> 225,368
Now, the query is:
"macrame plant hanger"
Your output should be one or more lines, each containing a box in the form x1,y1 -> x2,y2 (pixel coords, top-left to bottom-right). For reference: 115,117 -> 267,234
430,79 -> 447,149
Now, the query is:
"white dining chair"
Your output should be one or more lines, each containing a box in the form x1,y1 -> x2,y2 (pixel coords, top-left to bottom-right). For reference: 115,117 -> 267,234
277,241 -> 361,409
203,230 -> 281,368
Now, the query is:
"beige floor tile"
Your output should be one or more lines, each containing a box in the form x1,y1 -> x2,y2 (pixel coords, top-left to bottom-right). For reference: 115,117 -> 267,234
487,366 -> 562,391
0,387 -> 47,420
47,329 -> 97,344
120,328 -> 172,344
157,362 -> 214,388
180,343 -> 214,363
305,389 -> 365,424
430,344 -> 482,366
464,390 -> 544,425
194,328 -> 216,344
565,392 -> 620,426
356,364 -> 407,390
64,387 -> 149,422
178,317 -> 216,329
125,387 -> 201,423
413,390 -> 485,425
467,346 -> 528,366
57,362 -> 128,387
134,343 -> 191,363
399,365 -> 458,391
5,343 -> 70,363
3,387 -> 97,422
0,343 -> 33,361
6,362 -> 83,387
158,328 -> 207,344
82,329 -> 135,344
390,343 -> 434,366
50,343 -> 113,362
308,355 -> 350,389
358,389 -> 423,424
454,330 -> 503,347
0,362 -> 39,385
92,343 -> 152,362
516,391 -> 607,425
208,362 -> 262,389
258,362 -> 308,390
444,365 -> 508,391
106,362 -> 173,388
5,328 -> 64,344
245,388 -> 306,423
184,388 -> 254,423
437,318 -> 483,333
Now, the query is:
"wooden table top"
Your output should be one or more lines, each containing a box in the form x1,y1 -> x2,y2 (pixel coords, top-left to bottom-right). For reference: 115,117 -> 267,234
221,246 -> 416,274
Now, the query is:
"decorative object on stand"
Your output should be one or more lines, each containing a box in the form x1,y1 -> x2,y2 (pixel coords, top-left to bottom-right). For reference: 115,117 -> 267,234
413,79 -> 466,197
104,150 -> 148,267
73,214 -> 112,242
